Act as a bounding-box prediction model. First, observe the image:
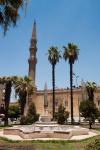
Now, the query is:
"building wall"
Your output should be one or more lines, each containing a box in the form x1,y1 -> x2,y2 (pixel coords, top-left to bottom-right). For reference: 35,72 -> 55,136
31,88 -> 81,117
0,84 -> 100,118
94,90 -> 100,109
31,87 -> 100,118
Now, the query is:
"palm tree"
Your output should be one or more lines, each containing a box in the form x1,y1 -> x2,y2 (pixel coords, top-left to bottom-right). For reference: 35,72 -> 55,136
4,77 -> 12,126
0,76 -> 14,126
0,0 -> 29,34
48,46 -> 61,119
86,81 -> 96,101
0,75 -> 33,125
63,43 -> 79,125
14,76 -> 34,116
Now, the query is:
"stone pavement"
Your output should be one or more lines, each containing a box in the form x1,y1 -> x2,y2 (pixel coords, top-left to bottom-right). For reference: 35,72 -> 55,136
0,130 -> 22,140
70,131 -> 97,140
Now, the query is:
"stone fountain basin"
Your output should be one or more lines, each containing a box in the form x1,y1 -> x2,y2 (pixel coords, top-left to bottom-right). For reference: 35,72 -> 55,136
3,125 -> 89,139
39,115 -> 52,122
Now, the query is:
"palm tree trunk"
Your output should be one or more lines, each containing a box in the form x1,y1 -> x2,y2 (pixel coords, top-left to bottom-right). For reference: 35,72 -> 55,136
4,81 -> 12,126
91,89 -> 94,101
20,100 -> 25,116
20,93 -> 27,116
70,62 -> 74,125
24,91 -> 29,116
52,64 -> 55,120
89,121 -> 92,129
20,98 -> 26,116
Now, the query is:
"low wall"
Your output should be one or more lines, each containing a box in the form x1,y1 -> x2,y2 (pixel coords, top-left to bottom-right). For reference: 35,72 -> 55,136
71,129 -> 89,136
20,131 -> 71,139
4,128 -> 71,139
4,128 -> 20,135
3,126 -> 89,140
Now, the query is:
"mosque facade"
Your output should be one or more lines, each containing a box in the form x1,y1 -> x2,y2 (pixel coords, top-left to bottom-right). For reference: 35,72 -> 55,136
27,22 -> 100,118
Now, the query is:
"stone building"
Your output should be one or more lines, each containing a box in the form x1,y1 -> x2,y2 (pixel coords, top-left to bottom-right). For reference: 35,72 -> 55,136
27,22 -> 100,118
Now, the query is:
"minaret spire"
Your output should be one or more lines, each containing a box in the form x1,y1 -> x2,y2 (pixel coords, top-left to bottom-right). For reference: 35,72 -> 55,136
32,21 -> 36,40
28,21 -> 37,85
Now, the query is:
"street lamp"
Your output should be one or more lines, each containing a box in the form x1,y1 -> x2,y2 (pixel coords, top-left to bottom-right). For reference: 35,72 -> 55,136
73,73 -> 79,87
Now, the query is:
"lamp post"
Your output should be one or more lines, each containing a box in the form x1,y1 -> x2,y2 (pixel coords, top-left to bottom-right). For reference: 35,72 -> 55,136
73,73 -> 79,87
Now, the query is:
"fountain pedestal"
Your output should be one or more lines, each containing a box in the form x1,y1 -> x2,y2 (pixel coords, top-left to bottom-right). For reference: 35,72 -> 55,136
40,115 -> 52,122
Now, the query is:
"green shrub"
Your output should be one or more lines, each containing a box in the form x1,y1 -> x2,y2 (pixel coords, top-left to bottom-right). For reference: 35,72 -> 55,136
28,102 -> 39,123
27,116 -> 35,124
20,102 -> 39,125
20,115 -> 29,125
64,111 -> 69,123
55,104 -> 69,125
28,102 -> 36,116
79,100 -> 99,129
8,105 -> 20,120
27,114 -> 39,124
86,139 -> 100,150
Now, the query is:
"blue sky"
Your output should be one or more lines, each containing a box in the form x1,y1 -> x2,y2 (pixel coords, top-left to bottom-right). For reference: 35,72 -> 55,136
0,0 -> 100,90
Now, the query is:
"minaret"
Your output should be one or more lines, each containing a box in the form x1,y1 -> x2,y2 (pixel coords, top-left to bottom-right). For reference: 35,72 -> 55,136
28,21 -> 37,85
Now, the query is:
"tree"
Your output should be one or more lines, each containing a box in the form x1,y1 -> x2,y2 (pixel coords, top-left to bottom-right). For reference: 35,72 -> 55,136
28,102 -> 37,116
27,102 -> 39,123
4,78 -> 12,125
14,76 -> 34,116
0,0 -> 28,34
0,104 -> 5,114
0,76 -> 18,125
0,76 -> 33,125
8,104 -> 20,120
86,81 -> 96,101
55,104 -> 69,125
48,47 -> 61,120
20,102 -> 39,125
0,77 -> 13,125
63,43 -> 79,125
79,100 -> 98,129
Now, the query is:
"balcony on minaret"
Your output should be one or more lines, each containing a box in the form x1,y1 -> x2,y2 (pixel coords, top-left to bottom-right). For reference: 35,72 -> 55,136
28,57 -> 37,63
29,46 -> 37,52
31,38 -> 37,45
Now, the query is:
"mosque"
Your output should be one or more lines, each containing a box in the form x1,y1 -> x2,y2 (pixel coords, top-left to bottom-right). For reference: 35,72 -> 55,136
0,22 -> 100,119
27,22 -> 100,118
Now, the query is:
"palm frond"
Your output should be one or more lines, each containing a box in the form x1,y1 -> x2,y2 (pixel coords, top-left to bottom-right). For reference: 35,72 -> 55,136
48,46 -> 61,65
63,43 -> 79,64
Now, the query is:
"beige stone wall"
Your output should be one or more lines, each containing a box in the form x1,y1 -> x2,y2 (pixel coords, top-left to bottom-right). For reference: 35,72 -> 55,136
0,84 -> 100,118
31,87 -> 100,118
94,90 -> 100,110
31,88 -> 81,117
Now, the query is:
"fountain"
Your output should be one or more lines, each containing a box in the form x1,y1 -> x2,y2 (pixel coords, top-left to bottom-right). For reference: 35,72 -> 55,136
34,82 -> 58,131
3,123 -> 89,139
3,83 -> 89,139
